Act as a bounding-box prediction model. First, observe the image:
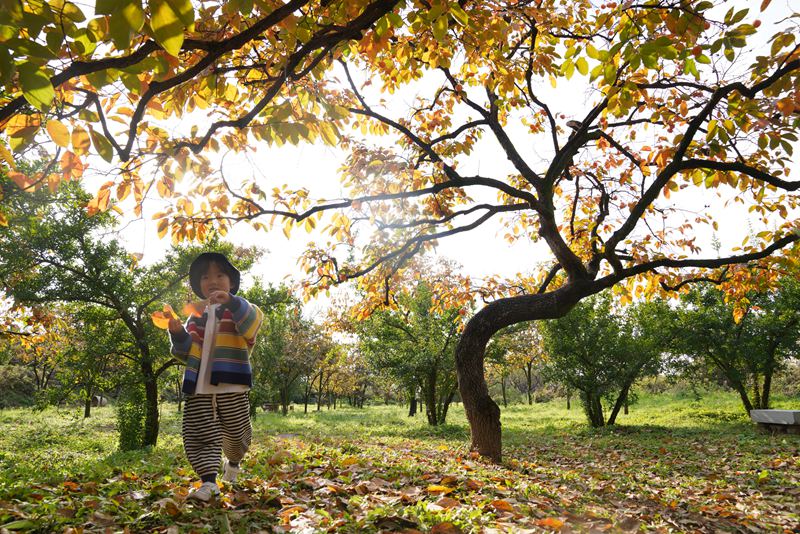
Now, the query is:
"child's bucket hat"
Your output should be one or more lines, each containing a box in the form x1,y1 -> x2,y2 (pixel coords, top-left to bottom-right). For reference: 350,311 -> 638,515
188,252 -> 241,298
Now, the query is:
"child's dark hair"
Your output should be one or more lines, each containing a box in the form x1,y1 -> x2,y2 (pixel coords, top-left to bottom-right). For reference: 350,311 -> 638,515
188,252 -> 241,298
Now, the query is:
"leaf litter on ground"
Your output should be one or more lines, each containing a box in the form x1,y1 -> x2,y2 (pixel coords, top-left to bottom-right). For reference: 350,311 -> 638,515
0,396 -> 798,533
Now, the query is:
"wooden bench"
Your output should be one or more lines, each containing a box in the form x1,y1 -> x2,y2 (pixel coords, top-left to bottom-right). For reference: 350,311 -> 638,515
750,410 -> 800,435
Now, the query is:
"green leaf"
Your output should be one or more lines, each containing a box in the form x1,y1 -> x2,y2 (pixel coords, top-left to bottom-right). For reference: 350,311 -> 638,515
120,1 -> 145,33
86,17 -> 106,41
18,62 -> 55,112
1,520 -> 37,531
108,14 -> 132,50
56,1 -> 87,22
149,0 -> 185,57
6,38 -> 57,60
90,128 -> 115,162
96,0 -> 117,15
166,0 -> 194,27
450,4 -> 468,26
432,15 -> 448,42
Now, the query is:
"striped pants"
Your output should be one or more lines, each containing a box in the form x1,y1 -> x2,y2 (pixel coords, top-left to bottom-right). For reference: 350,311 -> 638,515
182,392 -> 252,478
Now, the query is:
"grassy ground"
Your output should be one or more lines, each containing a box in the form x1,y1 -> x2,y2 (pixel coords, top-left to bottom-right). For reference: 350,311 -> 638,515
0,391 -> 798,533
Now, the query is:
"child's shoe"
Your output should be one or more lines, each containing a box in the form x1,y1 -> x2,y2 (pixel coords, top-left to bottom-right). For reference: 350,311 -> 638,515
222,460 -> 240,483
187,481 -> 220,502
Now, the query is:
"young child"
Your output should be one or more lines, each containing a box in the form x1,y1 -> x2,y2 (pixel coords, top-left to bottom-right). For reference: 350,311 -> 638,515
167,252 -> 263,502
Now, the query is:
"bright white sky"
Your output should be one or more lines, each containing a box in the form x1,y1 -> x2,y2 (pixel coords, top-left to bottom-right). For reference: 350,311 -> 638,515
83,0 -> 796,313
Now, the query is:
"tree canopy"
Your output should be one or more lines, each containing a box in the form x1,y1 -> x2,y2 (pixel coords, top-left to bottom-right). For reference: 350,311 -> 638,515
2,0 -> 800,460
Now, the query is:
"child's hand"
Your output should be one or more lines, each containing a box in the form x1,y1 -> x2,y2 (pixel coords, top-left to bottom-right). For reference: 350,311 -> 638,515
168,317 -> 184,334
207,291 -> 231,306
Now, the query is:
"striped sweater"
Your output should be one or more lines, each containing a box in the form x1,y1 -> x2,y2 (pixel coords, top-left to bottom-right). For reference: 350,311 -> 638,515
169,295 -> 264,395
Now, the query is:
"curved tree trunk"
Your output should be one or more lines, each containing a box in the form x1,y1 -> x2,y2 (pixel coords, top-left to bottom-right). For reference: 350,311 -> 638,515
456,285 -> 590,461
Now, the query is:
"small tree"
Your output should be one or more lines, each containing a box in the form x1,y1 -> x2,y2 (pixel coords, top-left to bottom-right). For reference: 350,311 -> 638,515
541,294 -> 665,427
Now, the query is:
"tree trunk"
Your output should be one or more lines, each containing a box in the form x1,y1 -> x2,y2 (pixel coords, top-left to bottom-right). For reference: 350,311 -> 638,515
408,385 -> 417,417
141,357 -> 159,448
425,371 -> 438,426
440,388 -> 456,423
607,383 -> 631,425
733,379 -> 754,414
456,320 -> 502,461
501,375 -> 508,408
582,391 -> 605,428
566,390 -> 571,410
317,370 -> 324,412
84,396 -> 92,418
280,387 -> 290,416
175,377 -> 182,412
752,373 -> 762,409
761,370 -> 772,409
526,362 -> 533,405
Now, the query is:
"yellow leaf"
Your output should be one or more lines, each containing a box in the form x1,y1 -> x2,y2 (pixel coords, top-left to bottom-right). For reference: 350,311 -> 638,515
0,143 -> 16,169
46,120 -> 70,147
4,113 -> 41,140
426,485 -> 454,495
150,0 -> 185,57
0,212 -> 7,226
71,126 -> 91,155
156,218 -> 169,238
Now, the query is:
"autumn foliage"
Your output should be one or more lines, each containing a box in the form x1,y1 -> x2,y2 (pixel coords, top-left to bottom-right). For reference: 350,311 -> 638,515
2,0 -> 800,459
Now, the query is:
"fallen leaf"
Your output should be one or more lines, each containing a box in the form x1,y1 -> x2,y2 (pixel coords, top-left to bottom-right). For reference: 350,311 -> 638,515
427,484 -> 455,495
537,517 -> 565,529
435,496 -> 461,509
491,499 -> 516,512
431,522 -> 462,534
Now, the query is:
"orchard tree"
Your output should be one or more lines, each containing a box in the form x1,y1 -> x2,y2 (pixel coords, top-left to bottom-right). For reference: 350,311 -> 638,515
3,1 -> 800,460
488,323 -> 547,405
540,294 -> 666,427
357,282 -> 462,426
0,178 -> 256,446
674,279 -> 800,414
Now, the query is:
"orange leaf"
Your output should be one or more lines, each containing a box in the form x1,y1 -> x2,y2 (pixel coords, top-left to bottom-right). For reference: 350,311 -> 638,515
7,171 -> 33,190
536,517 -> 565,529
426,484 -> 455,495
435,497 -> 460,509
182,301 -> 205,317
150,304 -> 179,329
491,499 -> 515,512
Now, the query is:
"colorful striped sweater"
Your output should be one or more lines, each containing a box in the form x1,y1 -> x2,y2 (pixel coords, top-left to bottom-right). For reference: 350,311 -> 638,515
169,295 -> 264,395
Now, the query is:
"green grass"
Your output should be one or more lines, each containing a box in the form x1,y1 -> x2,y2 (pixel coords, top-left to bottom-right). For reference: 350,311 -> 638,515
0,391 -> 798,533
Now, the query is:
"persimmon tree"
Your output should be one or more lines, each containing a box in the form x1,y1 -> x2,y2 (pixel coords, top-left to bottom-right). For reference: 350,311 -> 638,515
319,0 -> 799,459
0,0 -> 401,221
3,1 -> 800,460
